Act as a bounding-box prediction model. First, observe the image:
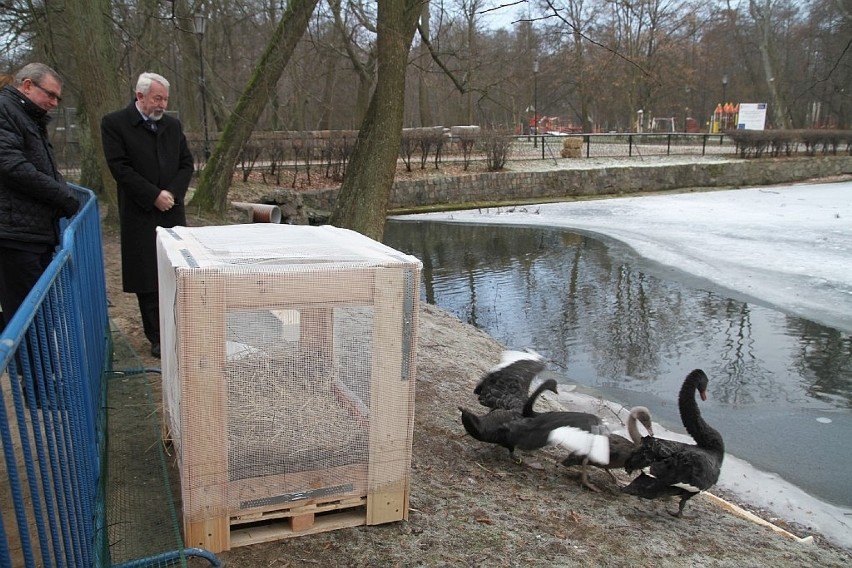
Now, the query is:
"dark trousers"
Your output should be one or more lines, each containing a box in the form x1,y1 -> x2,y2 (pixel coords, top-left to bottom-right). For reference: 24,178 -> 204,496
0,245 -> 54,407
0,245 -> 53,330
136,291 -> 160,346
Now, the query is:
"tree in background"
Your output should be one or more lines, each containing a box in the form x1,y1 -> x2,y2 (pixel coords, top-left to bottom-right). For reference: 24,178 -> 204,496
65,0 -> 125,218
329,0 -> 379,127
1,0 -> 849,216
189,0 -> 319,214
330,0 -> 424,240
417,1 -> 435,127
748,0 -> 793,128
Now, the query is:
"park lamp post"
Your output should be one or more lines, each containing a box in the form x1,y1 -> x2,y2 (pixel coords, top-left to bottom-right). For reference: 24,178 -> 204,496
194,11 -> 211,161
721,73 -> 729,131
533,58 -> 539,148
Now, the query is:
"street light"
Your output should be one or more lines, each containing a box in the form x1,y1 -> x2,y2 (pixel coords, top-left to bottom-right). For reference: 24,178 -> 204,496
194,11 -> 211,161
721,73 -> 729,131
533,58 -> 539,148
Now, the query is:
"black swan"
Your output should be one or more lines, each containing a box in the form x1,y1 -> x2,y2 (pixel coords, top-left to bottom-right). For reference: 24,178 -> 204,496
561,406 -> 654,490
621,369 -> 725,517
459,350 -> 610,465
473,349 -> 549,413
459,350 -> 558,459
459,378 -> 559,457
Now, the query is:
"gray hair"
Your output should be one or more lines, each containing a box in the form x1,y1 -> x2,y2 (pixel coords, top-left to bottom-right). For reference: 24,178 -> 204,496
15,63 -> 62,88
135,72 -> 170,95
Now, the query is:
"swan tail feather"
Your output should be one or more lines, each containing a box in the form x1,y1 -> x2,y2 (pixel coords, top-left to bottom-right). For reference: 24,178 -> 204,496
548,426 -> 610,465
490,349 -> 545,373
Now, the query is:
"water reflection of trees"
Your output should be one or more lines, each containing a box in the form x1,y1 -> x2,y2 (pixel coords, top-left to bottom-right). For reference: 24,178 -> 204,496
786,318 -> 852,408
386,221 -> 676,383
713,301 -> 778,406
384,220 -> 852,408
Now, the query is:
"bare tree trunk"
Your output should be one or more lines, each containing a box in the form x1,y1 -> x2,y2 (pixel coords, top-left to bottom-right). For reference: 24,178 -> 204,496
331,0 -> 378,125
318,54 -> 338,130
465,5 -> 476,124
418,1 -> 434,126
354,57 -> 377,125
65,0 -> 124,219
749,0 -> 793,128
330,0 -> 423,241
565,1 -> 593,132
190,0 -> 319,213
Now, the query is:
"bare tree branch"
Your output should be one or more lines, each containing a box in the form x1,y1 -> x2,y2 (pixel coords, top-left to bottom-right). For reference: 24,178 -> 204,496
542,0 -> 654,80
416,21 -> 469,94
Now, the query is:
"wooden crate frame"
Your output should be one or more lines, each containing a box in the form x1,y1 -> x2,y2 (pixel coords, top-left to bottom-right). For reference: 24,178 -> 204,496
158,228 -> 419,553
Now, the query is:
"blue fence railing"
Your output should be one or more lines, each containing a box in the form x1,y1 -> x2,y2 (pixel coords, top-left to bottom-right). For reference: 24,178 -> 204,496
0,185 -> 110,567
1,184 -> 223,568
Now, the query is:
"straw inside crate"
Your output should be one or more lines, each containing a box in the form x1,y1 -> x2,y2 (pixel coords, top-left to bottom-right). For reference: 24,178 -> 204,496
225,307 -> 372,481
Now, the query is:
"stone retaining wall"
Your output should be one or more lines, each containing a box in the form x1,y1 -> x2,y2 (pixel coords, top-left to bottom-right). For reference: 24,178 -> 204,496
266,156 -> 852,221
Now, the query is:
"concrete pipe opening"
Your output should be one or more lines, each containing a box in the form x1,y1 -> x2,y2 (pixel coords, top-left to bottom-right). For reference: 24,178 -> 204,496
232,202 -> 282,223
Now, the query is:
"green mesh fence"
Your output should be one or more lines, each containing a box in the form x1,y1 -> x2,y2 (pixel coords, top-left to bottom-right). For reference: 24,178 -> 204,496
104,322 -> 220,568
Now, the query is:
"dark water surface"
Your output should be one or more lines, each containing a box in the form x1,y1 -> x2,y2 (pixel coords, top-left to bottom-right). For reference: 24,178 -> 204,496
384,220 -> 852,507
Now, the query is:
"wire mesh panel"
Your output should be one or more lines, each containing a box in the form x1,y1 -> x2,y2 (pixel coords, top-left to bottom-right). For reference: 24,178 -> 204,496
156,224 -> 421,553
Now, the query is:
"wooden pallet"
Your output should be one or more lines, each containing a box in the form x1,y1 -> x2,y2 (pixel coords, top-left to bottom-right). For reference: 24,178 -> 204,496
185,493 -> 382,552
231,495 -> 368,548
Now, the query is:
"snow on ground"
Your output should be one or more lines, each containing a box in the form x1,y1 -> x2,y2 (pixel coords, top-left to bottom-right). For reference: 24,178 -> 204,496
398,179 -> 852,550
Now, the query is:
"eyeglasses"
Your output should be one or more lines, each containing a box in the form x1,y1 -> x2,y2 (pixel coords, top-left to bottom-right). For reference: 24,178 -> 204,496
30,80 -> 63,103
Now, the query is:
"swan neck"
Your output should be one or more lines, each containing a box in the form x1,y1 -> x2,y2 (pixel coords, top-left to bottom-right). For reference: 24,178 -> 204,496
626,411 -> 643,445
522,381 -> 551,416
679,378 -> 723,452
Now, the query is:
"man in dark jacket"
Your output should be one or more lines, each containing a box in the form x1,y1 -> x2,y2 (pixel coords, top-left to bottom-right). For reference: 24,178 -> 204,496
101,72 -> 194,358
0,62 -> 80,330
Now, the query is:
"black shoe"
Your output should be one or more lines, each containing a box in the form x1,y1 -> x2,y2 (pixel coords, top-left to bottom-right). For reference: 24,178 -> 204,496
151,343 -> 161,358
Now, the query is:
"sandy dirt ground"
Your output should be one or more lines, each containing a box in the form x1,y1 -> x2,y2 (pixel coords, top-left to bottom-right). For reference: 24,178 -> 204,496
100,201 -> 852,567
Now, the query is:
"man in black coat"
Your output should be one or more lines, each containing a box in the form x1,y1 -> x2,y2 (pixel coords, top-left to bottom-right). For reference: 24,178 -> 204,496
101,72 -> 194,358
0,62 -> 80,330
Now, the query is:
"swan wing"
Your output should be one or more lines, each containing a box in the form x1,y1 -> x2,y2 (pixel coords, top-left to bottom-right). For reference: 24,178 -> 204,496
621,472 -> 684,499
474,350 -> 546,411
649,448 -> 722,492
624,435 -> 689,473
547,426 -> 610,465
459,408 -> 516,445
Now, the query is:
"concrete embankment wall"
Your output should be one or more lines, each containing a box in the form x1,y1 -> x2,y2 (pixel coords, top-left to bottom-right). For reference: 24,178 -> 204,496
269,156 -> 852,218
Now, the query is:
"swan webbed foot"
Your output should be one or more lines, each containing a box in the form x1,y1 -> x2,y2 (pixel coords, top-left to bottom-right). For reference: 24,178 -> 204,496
580,466 -> 602,493
668,499 -> 691,518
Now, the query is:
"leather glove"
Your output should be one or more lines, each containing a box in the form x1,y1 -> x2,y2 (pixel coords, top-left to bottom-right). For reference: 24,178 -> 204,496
61,193 -> 81,218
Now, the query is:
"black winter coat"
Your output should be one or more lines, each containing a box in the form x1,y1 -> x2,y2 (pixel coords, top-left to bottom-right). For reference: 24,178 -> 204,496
0,86 -> 79,246
101,102 -> 194,294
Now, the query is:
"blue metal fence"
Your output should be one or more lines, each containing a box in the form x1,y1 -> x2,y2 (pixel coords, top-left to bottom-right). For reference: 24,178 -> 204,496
1,185 -> 223,568
0,184 -> 109,567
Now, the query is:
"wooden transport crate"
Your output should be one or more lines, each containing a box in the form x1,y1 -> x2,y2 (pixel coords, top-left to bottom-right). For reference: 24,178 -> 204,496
156,224 -> 421,552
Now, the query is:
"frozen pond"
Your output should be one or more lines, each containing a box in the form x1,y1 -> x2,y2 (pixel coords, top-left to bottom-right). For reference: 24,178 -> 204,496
385,181 -> 852,546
